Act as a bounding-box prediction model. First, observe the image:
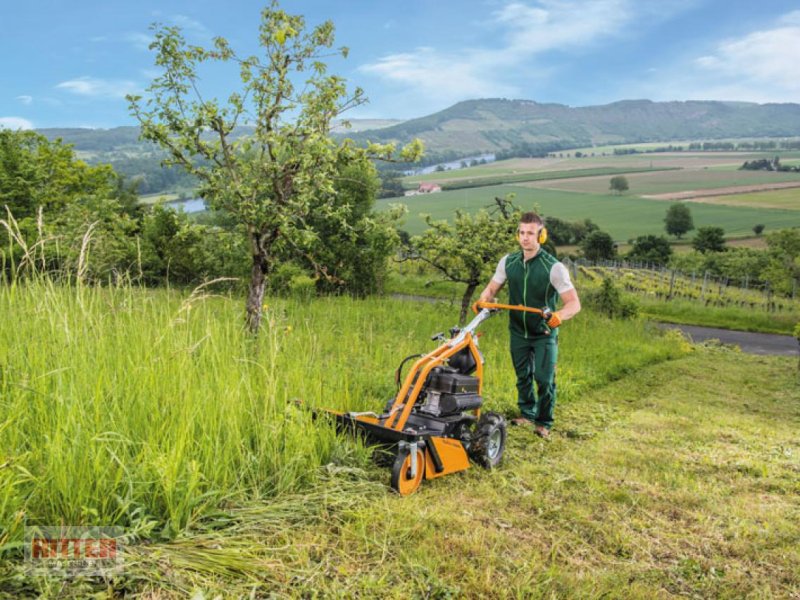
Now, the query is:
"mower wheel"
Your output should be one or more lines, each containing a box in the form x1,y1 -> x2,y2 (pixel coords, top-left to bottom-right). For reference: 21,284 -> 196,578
469,412 -> 507,469
390,447 -> 425,496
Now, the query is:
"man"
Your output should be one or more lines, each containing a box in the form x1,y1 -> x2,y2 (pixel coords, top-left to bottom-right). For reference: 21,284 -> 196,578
477,212 -> 581,438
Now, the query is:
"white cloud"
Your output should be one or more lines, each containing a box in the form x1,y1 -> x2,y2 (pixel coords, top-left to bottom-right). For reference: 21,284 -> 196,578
360,47 -> 517,105
779,10 -> 800,25
0,117 -> 34,130
696,24 -> 800,93
16,95 -> 33,105
492,0 -> 631,57
629,12 -> 800,104
358,0 -> 672,113
170,14 -> 209,37
56,76 -> 141,99
124,32 -> 153,51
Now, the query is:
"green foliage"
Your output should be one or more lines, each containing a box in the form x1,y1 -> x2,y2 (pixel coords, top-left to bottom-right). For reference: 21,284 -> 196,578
580,230 -> 616,261
545,216 -> 599,245
692,226 -> 726,253
0,130 -> 118,220
609,175 -> 629,194
626,234 -> 672,266
140,204 -> 248,285
410,196 -> 519,324
764,228 -> 800,295
306,161 -> 403,296
128,2 -> 422,330
583,276 -> 639,319
753,223 -> 765,236
0,129 -> 146,280
664,203 -> 694,239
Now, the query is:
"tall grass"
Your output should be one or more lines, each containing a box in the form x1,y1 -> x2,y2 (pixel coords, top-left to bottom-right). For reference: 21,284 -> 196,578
0,278 -> 687,551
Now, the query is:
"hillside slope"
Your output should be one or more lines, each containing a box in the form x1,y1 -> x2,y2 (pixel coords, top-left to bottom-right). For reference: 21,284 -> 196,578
349,98 -> 800,156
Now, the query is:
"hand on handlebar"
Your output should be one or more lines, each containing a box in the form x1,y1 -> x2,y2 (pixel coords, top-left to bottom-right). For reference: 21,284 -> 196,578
541,307 -> 562,328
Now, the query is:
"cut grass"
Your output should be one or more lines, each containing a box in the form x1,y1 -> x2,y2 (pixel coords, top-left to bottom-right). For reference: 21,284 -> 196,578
688,187 -> 800,210
8,349 -> 797,597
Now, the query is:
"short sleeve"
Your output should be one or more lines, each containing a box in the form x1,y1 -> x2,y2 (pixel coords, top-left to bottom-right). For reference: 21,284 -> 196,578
491,255 -> 508,284
550,263 -> 574,294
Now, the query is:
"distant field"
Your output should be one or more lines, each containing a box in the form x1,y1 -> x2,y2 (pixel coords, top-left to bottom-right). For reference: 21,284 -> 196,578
413,166 -> 678,191
523,168 -> 800,196
568,139 -> 800,155
688,188 -> 800,210
139,192 -> 180,205
405,151 -> 798,186
381,184 -> 800,239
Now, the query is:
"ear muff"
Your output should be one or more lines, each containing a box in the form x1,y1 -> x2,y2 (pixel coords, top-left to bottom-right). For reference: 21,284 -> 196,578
515,227 -> 548,244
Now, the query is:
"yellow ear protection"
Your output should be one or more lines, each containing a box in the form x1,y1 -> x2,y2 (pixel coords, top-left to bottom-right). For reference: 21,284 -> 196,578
515,226 -> 548,245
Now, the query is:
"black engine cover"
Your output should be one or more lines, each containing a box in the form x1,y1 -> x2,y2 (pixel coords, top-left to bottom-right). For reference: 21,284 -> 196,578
439,393 -> 483,415
427,367 -> 479,394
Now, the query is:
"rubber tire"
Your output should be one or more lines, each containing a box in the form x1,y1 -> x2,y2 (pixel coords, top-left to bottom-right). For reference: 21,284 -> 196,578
468,412 -> 507,469
390,447 -> 425,496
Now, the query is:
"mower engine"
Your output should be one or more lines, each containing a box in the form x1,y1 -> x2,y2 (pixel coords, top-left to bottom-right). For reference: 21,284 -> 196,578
418,367 -> 483,417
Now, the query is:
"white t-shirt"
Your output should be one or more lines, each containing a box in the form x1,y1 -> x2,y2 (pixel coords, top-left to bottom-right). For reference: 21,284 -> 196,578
491,255 -> 575,295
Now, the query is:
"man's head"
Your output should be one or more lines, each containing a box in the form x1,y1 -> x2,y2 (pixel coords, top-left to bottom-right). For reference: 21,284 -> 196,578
517,212 -> 545,251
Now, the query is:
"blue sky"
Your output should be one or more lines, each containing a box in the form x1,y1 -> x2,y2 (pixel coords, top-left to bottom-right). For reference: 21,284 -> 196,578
2,0 -> 799,129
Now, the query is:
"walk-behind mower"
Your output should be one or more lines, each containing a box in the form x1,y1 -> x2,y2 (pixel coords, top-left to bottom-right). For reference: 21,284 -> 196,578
318,301 -> 548,495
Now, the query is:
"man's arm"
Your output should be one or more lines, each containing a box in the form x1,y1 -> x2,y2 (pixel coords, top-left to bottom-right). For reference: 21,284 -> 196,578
557,288 -> 581,321
478,278 -> 503,303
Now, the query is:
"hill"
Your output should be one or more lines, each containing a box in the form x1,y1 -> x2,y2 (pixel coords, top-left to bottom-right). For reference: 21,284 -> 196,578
35,99 -> 800,193
348,98 -> 800,158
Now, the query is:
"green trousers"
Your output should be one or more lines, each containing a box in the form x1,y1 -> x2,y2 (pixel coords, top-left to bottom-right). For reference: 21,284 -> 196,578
510,333 -> 558,429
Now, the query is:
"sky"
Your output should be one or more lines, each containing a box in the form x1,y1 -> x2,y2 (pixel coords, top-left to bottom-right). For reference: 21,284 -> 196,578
1,0 -> 799,130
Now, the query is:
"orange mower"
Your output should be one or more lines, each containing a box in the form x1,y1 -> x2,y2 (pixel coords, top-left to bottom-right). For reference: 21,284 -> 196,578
318,301 -> 550,495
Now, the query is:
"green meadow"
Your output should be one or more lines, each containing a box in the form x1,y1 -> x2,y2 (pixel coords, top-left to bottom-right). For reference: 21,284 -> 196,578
0,280 -> 684,543
533,168 -> 800,196
3,279 -> 797,597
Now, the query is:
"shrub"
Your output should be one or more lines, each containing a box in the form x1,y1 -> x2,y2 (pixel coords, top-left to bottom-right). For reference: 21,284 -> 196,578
584,277 -> 639,319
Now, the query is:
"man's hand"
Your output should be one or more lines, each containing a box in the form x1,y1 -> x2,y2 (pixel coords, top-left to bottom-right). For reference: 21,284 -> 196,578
541,307 -> 562,328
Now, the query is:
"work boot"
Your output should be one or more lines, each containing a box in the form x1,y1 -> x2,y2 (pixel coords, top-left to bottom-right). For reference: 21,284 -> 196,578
534,425 -> 550,439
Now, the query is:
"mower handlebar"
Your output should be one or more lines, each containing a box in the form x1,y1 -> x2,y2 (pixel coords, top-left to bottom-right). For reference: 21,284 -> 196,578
471,301 -> 547,316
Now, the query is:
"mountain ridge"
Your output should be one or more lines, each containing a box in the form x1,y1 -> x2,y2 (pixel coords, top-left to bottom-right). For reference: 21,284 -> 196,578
36,98 -> 800,160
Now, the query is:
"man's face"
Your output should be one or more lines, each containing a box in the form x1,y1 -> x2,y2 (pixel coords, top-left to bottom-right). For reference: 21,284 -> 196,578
517,222 -> 542,250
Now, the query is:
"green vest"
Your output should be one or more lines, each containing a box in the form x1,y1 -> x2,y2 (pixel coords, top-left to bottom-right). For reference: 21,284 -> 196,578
505,249 -> 561,338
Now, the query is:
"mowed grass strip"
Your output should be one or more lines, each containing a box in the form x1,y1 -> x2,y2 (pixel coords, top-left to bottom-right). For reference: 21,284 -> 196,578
381,184 -> 800,238
16,349 -> 797,598
689,187 -> 800,210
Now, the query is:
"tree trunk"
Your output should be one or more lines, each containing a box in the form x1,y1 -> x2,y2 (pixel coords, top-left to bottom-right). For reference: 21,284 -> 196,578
245,251 -> 269,334
459,282 -> 478,326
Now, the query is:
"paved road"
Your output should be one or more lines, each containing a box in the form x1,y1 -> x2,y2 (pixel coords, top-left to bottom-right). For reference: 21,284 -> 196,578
656,323 -> 798,356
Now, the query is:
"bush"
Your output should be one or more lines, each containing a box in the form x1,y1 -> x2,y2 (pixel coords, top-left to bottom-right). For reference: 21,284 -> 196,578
584,277 -> 639,319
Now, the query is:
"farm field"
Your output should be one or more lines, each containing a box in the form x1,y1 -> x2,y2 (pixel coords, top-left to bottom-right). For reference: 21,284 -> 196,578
381,184 -> 800,238
405,151 -> 800,186
688,187 -> 800,210
522,167 -> 800,196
